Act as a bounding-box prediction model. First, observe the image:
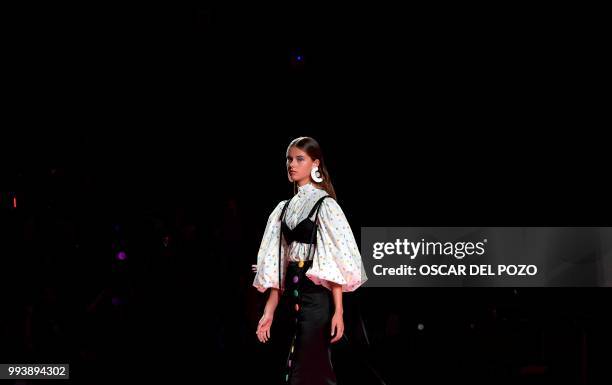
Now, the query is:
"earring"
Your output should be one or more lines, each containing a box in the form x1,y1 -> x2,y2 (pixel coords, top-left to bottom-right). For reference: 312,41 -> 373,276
311,166 -> 323,183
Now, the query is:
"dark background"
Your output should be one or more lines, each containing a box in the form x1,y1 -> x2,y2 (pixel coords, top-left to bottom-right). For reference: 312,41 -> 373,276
2,3 -> 610,385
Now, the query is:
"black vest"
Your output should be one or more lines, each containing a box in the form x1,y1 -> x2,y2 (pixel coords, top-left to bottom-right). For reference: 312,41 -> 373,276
278,195 -> 332,289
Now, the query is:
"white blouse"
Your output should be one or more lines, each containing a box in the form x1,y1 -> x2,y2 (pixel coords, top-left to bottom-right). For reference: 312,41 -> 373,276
253,183 -> 367,293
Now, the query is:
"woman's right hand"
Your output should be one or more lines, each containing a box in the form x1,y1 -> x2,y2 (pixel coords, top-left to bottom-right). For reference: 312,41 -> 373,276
256,311 -> 273,343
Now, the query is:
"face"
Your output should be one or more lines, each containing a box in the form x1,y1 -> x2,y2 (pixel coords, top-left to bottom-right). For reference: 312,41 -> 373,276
286,146 -> 320,184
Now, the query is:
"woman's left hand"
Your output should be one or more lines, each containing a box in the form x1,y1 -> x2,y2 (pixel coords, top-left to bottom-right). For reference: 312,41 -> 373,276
330,312 -> 344,343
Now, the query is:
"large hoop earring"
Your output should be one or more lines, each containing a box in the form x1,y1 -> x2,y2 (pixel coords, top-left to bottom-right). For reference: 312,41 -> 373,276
311,166 -> 323,183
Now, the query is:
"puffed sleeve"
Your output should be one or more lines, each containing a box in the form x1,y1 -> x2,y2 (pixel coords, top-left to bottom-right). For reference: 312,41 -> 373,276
253,200 -> 289,293
306,198 -> 368,292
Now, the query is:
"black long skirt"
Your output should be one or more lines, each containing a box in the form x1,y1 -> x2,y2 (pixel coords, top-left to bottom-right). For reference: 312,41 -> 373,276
277,260 -> 336,385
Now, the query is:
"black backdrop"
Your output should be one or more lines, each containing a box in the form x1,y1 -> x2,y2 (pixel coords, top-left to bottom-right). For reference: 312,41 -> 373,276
2,3 -> 611,385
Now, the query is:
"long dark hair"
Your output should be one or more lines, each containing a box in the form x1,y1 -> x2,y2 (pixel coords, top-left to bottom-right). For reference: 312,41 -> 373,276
287,137 -> 337,200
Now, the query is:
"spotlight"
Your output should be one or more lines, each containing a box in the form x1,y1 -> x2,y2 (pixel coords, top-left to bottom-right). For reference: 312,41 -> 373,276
290,50 -> 305,68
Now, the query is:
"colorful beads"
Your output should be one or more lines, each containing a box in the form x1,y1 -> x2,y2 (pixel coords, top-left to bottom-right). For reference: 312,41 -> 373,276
286,260 -> 306,383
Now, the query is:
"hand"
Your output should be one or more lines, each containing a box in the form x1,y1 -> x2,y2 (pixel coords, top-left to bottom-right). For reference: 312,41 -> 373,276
256,311 -> 273,343
330,312 -> 344,343
252,264 -> 257,273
